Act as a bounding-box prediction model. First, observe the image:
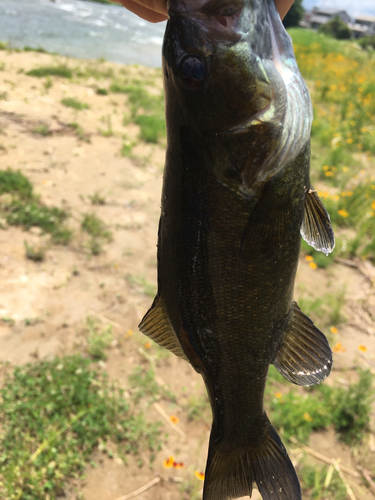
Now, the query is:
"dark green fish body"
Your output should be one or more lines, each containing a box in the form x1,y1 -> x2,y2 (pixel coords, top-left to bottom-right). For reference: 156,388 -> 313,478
140,1 -> 335,498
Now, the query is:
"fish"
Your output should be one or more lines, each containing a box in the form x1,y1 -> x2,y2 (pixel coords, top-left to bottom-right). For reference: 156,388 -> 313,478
139,0 -> 335,498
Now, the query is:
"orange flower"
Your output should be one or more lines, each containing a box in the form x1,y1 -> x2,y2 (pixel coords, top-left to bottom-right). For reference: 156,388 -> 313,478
330,326 -> 338,334
195,471 -> 205,480
305,255 -> 314,262
144,341 -> 151,349
333,342 -> 346,353
274,392 -> 282,399
338,209 -> 349,218
170,415 -> 180,425
309,262 -> 318,270
358,344 -> 368,353
124,329 -> 133,339
163,455 -> 175,468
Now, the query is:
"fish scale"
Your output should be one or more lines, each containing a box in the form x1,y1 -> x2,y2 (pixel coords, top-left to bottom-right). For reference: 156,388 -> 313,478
139,0 -> 335,498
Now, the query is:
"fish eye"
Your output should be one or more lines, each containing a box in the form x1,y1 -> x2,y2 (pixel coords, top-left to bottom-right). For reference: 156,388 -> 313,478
180,55 -> 205,90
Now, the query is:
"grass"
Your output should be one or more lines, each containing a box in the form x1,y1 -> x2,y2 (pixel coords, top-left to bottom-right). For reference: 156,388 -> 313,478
68,122 -> 90,143
84,316 -> 114,360
24,239 -> 46,262
128,365 -> 175,404
61,97 -> 89,110
111,82 -> 166,144
0,355 -> 162,499
26,65 -> 73,79
266,366 -> 374,446
300,461 -> 347,499
33,123 -> 52,136
88,191 -> 106,205
81,213 -> 112,255
0,169 -> 72,245
126,274 -> 157,298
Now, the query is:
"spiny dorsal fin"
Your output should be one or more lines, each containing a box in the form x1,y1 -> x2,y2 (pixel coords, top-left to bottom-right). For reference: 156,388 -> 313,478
273,302 -> 332,386
301,187 -> 335,255
138,296 -> 189,362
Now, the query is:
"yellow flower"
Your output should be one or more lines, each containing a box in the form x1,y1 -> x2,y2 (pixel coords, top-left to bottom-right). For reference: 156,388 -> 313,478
333,342 -> 346,353
145,341 -> 151,349
163,456 -> 175,468
358,344 -> 368,353
309,262 -> 318,270
170,415 -> 180,425
346,138 -> 353,144
325,171 -> 334,177
305,255 -> 314,262
303,412 -> 313,422
275,392 -> 282,399
124,329 -> 133,339
342,166 -> 349,172
338,209 -> 349,218
323,165 -> 329,171
173,461 -> 184,469
195,471 -> 205,481
371,201 -> 375,211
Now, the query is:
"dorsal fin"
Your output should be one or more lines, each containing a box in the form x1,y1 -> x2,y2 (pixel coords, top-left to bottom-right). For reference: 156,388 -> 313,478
138,296 -> 189,362
301,187 -> 335,255
273,302 -> 332,386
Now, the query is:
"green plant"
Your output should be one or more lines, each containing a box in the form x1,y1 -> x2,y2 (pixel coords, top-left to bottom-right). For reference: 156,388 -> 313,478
126,274 -> 156,298
0,169 -> 33,199
318,17 -> 352,40
61,97 -> 89,110
81,213 -> 112,240
88,191 -> 106,205
24,240 -> 45,262
185,394 -> 210,422
0,355 -> 162,499
85,316 -> 114,360
26,65 -> 73,78
68,122 -> 90,142
300,462 -> 347,499
96,88 -> 109,95
129,366 -> 175,404
33,123 -> 52,136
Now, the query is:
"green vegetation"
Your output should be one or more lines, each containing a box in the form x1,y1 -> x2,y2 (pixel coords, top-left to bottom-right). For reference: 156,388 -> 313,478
84,316 -> 114,360
61,97 -> 89,110
88,191 -> 106,205
0,355 -> 162,499
24,240 -> 46,262
266,367 -> 374,445
300,462 -> 347,499
68,122 -> 90,142
81,212 -> 112,255
128,365 -> 175,404
282,0 -> 304,29
26,65 -> 73,79
359,34 -> 375,50
318,16 -> 352,40
96,87 -> 109,95
111,83 -> 165,143
126,274 -> 157,298
33,123 -> 52,136
0,169 -> 72,245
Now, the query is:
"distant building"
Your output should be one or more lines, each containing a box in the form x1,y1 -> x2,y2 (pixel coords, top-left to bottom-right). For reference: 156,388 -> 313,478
349,15 -> 375,39
304,8 -> 375,39
307,8 -> 351,30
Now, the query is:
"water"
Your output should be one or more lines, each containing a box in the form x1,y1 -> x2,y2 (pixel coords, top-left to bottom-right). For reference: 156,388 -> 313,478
0,0 -> 167,67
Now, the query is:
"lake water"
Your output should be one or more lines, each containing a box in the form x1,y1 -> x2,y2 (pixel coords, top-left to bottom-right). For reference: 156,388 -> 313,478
0,0 -> 167,67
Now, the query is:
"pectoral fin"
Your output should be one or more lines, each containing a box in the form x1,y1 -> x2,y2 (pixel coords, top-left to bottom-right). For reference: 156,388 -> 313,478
138,296 -> 189,362
301,187 -> 335,255
273,302 -> 332,386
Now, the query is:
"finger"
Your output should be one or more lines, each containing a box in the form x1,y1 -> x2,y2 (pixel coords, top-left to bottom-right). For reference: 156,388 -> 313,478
274,0 -> 295,20
111,0 -> 167,22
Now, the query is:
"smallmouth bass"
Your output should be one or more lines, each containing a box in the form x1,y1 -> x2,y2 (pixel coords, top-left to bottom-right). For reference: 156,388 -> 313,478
139,0 -> 335,498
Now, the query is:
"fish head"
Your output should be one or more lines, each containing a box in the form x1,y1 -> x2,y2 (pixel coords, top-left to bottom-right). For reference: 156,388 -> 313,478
163,0 -> 313,186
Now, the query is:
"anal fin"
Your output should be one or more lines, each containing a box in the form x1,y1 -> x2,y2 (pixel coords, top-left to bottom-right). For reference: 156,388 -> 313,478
273,302 -> 332,386
301,186 -> 335,255
138,296 -> 189,362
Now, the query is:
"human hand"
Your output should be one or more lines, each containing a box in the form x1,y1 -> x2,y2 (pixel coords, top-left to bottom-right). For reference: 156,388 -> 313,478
111,0 -> 294,24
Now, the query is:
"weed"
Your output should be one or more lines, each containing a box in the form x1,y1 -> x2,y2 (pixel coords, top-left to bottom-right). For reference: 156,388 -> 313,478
24,239 -> 45,262
61,97 -> 89,110
300,462 -> 347,499
88,191 -> 106,205
134,114 -> 166,143
88,237 -> 102,255
33,123 -> 52,136
43,77 -> 53,92
126,274 -> 157,298
128,365 -> 175,403
0,355 -> 162,499
24,317 -> 43,326
120,139 -> 134,157
185,394 -> 210,422
1,317 -> 15,327
0,169 -> 33,199
68,122 -> 90,143
26,65 -> 73,78
96,88 -> 109,95
81,213 -> 112,241
85,316 -> 114,360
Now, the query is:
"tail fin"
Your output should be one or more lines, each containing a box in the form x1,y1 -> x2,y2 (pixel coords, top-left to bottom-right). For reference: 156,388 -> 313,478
203,419 -> 301,500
